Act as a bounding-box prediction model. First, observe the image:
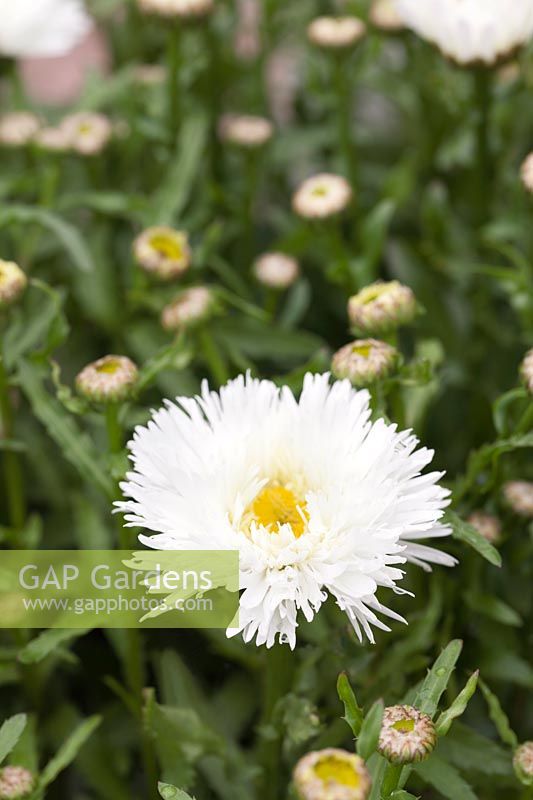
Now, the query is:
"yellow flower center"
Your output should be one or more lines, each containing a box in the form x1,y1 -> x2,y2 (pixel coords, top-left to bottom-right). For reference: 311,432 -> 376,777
392,718 -> 415,733
247,483 -> 308,538
314,756 -> 361,788
311,186 -> 328,197
149,233 -> 184,260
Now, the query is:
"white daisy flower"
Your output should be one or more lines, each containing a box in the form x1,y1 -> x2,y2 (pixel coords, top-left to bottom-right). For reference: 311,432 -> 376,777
0,0 -> 93,58
117,373 -> 455,649
393,0 -> 533,66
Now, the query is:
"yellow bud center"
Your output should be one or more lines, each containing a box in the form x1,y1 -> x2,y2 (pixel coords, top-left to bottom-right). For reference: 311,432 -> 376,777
311,186 -> 328,197
96,359 -> 121,375
149,233 -> 184,260
352,342 -> 372,358
392,718 -> 415,733
247,484 -> 308,538
313,756 -> 361,788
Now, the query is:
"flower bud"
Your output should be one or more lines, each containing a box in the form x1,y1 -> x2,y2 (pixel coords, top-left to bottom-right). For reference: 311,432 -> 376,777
348,281 -> 417,336
0,260 -> 28,310
0,112 -> 40,147
369,0 -> 404,32
138,0 -> 213,19
60,112 -> 113,156
218,114 -> 273,148
75,355 -> 138,404
33,126 -> 71,153
293,748 -> 371,800
161,286 -> 215,331
513,742 -> 533,787
378,705 -> 436,765
0,766 -> 35,799
253,252 -> 300,289
503,481 -> 533,517
467,511 -> 501,545
521,153 -> 533,194
307,16 -> 366,50
520,348 -> 533,394
292,173 -> 352,220
332,339 -> 398,387
133,226 -> 191,281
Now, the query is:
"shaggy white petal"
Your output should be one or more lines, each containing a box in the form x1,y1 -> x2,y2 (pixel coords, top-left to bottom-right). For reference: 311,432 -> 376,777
393,0 -> 533,65
118,373 -> 455,648
0,0 -> 93,58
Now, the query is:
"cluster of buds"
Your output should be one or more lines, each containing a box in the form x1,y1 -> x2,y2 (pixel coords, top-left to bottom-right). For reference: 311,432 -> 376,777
293,748 -> 371,800
293,173 -> 352,220
161,286 -> 215,331
503,481 -> 533,517
467,511 -> 502,545
378,705 -> 436,764
137,0 -> 213,18
514,742 -> 533,787
0,260 -> 28,310
0,110 -> 114,156
332,339 -> 398,388
520,348 -> 533,394
218,114 -> 274,148
253,252 -> 300,290
0,766 -> 35,800
307,16 -> 367,50
133,226 -> 191,281
76,355 -> 138,404
348,281 -> 417,336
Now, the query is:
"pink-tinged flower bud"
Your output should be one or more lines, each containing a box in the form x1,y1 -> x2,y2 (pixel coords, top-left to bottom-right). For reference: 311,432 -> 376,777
59,111 -> 113,155
75,355 -> 138,403
293,748 -> 371,800
293,173 -> 352,220
218,114 -> 273,148
520,348 -> 533,394
0,113 -> 40,147
0,766 -> 35,799
253,253 -> 300,289
369,0 -> 404,32
161,286 -> 215,331
348,281 -> 417,336
521,153 -> 533,193
0,260 -> 28,309
332,339 -> 398,387
378,705 -> 436,765
503,480 -> 533,517
133,226 -> 191,281
514,742 -> 533,787
467,511 -> 502,545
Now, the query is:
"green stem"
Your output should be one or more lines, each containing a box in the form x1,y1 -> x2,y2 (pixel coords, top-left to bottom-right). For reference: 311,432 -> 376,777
197,327 -> 229,386
243,151 -> 260,266
516,402 -> 533,434
259,644 -> 294,800
473,67 -> 492,225
381,763 -> 403,797
0,347 -> 25,533
168,22 -> 182,146
105,403 -> 123,454
334,56 -> 356,187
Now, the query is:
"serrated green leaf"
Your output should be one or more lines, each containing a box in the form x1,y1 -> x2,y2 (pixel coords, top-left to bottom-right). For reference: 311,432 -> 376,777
18,629 -> 91,665
415,755 -> 477,800
436,671 -> 479,736
445,511 -> 501,567
0,714 -> 27,765
479,679 -> 518,748
38,716 -> 101,789
415,640 -> 463,718
356,699 -> 384,761
337,672 -> 364,737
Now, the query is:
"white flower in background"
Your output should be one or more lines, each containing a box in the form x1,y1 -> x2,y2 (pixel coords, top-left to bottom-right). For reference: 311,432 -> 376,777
118,373 -> 455,648
521,153 -> 533,194
253,252 -> 300,290
137,0 -> 213,20
133,226 -> 191,281
59,111 -> 113,155
370,0 -> 404,33
520,347 -> 533,394
161,286 -> 214,331
393,0 -> 533,65
218,114 -> 274,148
307,16 -> 367,50
0,0 -> 93,58
293,173 -> 352,219
0,112 -> 40,147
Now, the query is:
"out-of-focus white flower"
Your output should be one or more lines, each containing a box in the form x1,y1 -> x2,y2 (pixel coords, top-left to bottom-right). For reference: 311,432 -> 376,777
0,112 -> 40,147
503,480 -> 533,517
33,125 -> 71,152
521,153 -> 533,194
254,252 -> 300,289
137,0 -> 213,19
467,511 -> 501,545
234,0 -> 261,61
293,748 -> 371,800
133,226 -> 191,281
370,0 -> 404,32
393,0 -> 533,65
514,742 -> 533,787
0,0 -> 93,58
59,111 -> 112,155
307,16 -> 366,50
520,348 -> 533,394
161,286 -> 215,331
134,64 -> 167,85
218,114 -> 274,148
292,173 -> 352,219
117,373 -> 454,648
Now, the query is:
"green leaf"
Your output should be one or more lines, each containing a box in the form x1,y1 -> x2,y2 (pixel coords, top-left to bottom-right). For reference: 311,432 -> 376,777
337,672 -> 364,737
445,511 -> 501,567
479,679 -> 518,748
158,783 -> 195,800
356,699 -> 384,761
136,335 -> 192,393
17,361 -> 114,498
18,629 -> 91,665
0,205 -> 94,271
0,714 -> 27,765
465,592 -> 522,627
4,280 -> 68,370
38,716 -> 101,789
436,671 -> 479,736
414,755 -> 478,800
414,640 -> 463,718
389,792 -> 420,800
436,722 -> 512,777
149,112 -> 208,225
